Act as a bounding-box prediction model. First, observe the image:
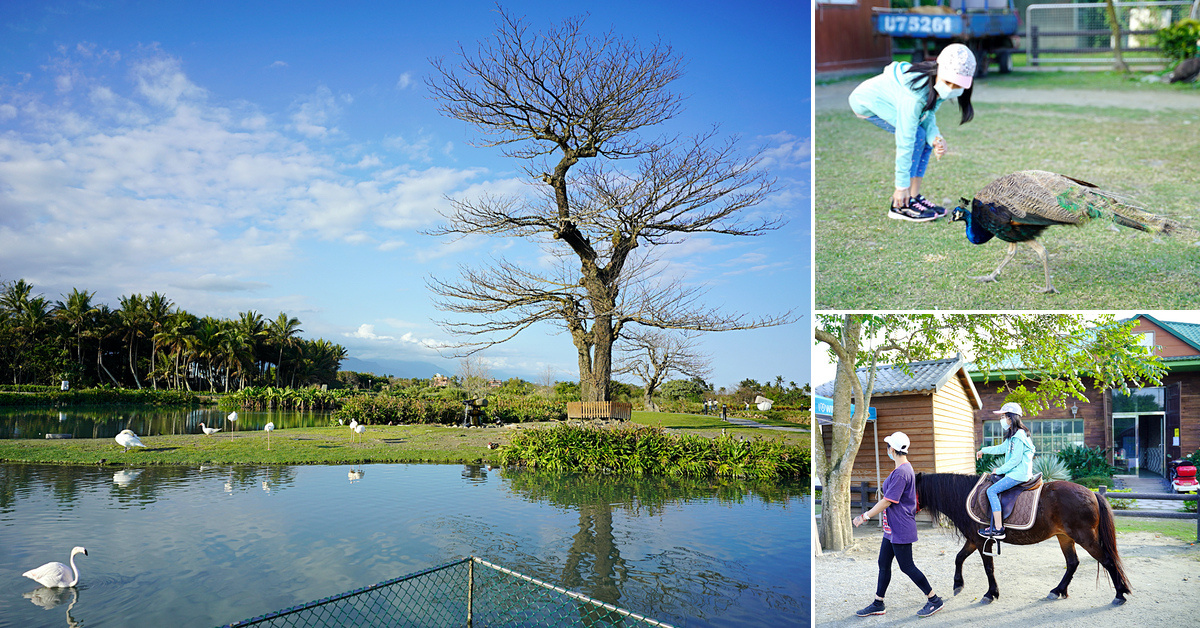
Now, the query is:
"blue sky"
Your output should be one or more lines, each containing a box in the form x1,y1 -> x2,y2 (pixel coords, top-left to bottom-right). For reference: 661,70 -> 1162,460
0,0 -> 811,391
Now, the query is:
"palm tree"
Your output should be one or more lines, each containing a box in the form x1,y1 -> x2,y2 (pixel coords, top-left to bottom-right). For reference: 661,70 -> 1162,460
192,318 -> 224,392
117,294 -> 147,388
267,312 -> 302,387
90,305 -> 122,386
143,292 -> 174,389
235,310 -> 268,383
54,288 -> 98,371
218,321 -> 254,392
11,296 -> 53,384
155,310 -> 195,390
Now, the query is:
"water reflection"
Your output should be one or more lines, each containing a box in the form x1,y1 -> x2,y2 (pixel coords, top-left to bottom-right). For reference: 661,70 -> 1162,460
0,463 -> 808,628
0,406 -> 336,439
23,585 -> 74,610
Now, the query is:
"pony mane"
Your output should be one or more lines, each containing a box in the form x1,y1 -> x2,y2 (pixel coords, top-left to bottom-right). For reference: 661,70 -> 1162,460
916,472 -> 981,538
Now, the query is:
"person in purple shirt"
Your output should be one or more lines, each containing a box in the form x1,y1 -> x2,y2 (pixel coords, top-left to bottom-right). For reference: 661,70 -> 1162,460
852,432 -> 944,618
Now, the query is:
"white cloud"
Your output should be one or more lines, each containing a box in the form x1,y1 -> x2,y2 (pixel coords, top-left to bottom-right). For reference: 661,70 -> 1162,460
0,45 -> 511,303
759,131 -> 810,170
269,60 -> 288,69
396,72 -> 413,90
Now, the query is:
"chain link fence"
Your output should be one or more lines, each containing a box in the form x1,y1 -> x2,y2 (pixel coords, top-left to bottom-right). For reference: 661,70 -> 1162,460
1027,1 -> 1192,66
219,556 -> 677,628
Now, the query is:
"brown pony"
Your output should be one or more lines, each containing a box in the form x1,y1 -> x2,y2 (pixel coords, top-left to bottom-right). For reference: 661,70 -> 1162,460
915,472 -> 1131,606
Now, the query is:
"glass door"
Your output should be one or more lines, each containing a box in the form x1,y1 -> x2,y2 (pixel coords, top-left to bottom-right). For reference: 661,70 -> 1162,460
1112,414 -> 1138,474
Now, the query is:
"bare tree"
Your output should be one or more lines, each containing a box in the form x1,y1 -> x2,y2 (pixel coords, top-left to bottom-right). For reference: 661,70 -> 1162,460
457,355 -> 493,399
1105,0 -> 1130,73
427,9 -> 791,402
616,329 -> 711,412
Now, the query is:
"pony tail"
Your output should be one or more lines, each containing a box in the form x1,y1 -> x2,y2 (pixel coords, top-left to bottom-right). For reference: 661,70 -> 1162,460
905,61 -> 940,115
958,85 -> 974,124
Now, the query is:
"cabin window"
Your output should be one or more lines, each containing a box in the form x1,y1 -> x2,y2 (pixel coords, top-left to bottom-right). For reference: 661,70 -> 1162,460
983,419 -> 1085,454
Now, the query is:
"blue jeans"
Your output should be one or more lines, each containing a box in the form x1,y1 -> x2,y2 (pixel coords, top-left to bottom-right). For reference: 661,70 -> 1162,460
864,115 -> 932,182
985,475 -> 1022,517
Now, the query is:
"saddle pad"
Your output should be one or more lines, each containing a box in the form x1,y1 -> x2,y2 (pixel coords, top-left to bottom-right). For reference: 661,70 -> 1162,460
966,475 -> 1045,531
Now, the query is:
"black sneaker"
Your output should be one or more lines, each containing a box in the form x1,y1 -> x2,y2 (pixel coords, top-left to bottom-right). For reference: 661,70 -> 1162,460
910,195 -> 946,218
978,526 -> 1006,539
888,204 -> 938,222
917,595 -> 944,618
856,599 -> 886,616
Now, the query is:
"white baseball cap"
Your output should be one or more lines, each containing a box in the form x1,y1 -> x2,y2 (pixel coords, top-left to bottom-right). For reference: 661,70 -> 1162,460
992,402 -> 1024,416
883,432 -> 910,454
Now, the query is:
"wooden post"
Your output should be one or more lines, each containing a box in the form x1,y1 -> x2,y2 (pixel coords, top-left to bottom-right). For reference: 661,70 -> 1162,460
467,558 -> 474,628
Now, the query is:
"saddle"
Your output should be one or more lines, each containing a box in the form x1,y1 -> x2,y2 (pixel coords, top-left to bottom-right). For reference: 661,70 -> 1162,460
966,473 -> 1044,531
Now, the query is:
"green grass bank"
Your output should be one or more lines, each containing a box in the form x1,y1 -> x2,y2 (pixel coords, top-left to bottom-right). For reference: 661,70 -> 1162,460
0,412 -> 810,475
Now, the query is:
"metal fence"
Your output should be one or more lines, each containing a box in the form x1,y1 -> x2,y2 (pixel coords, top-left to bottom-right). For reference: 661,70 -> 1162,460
1096,486 -> 1200,542
219,556 -> 676,628
1027,1 -> 1192,66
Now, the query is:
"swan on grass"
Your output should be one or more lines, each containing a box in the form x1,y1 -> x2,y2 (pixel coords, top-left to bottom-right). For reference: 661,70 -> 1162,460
115,429 -> 146,452
264,422 -> 275,450
23,547 -> 88,588
198,423 -> 221,436
353,423 -> 366,444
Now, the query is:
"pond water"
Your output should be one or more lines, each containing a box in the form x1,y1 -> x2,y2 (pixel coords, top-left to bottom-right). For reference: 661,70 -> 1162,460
0,406 -> 334,440
0,463 -> 809,628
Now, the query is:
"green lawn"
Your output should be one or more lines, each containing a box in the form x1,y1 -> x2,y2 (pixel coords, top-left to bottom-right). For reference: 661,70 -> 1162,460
0,412 -> 809,466
815,98 -> 1200,309
1115,516 -> 1200,545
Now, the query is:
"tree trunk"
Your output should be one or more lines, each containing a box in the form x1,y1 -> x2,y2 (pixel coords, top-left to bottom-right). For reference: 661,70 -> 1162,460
1106,0 -> 1130,73
643,390 -> 658,412
97,346 -> 120,386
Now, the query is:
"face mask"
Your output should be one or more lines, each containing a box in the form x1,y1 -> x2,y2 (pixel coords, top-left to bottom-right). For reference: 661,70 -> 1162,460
1002,416 -> 1012,431
935,82 -> 964,100
888,449 -> 895,461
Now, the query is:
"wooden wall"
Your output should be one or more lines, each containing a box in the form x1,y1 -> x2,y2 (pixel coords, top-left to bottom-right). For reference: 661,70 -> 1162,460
815,1 -> 893,76
820,385 -> 976,490
1133,318 -> 1200,358
932,373 -> 979,474
974,372 -> 1200,461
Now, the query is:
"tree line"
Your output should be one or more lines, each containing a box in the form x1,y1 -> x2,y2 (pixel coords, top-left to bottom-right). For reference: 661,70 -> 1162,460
0,278 -> 346,392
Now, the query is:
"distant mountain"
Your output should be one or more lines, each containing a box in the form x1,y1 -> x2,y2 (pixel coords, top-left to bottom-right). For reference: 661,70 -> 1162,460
341,356 -> 454,378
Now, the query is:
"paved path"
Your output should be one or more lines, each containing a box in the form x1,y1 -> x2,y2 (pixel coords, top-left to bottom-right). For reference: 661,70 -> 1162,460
721,415 -> 809,433
1113,474 -> 1190,512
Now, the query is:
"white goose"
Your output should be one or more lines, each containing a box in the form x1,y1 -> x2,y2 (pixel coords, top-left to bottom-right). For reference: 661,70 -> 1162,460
115,429 -> 146,452
198,423 -> 221,436
23,547 -> 88,588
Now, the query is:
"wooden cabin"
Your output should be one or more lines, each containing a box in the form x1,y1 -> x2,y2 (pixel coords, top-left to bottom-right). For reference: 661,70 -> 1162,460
816,354 -> 982,490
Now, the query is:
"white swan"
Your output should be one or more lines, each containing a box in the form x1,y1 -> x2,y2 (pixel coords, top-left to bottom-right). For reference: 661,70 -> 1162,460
23,547 -> 87,588
353,423 -> 365,444
264,422 -> 275,450
198,423 -> 221,436
115,429 -> 146,452
349,419 -> 358,430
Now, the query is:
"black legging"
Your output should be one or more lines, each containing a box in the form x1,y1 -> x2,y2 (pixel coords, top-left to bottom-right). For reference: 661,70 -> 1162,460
876,537 -> 933,598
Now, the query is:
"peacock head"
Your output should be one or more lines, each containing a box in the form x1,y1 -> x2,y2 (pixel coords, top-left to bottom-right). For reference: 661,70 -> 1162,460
950,198 -> 972,223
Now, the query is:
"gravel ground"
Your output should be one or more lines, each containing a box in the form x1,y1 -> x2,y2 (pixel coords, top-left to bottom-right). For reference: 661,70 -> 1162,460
816,523 -> 1200,627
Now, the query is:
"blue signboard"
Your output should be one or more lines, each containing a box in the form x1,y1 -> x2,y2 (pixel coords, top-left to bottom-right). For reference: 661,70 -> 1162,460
814,395 -> 876,422
873,13 -> 964,38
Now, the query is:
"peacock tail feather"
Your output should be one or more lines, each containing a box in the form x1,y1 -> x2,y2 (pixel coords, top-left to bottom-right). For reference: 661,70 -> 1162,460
974,170 -> 1197,238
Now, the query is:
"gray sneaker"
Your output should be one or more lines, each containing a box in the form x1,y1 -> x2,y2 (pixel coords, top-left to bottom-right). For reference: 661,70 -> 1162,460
856,599 -> 886,616
917,595 -> 944,618
888,204 -> 938,222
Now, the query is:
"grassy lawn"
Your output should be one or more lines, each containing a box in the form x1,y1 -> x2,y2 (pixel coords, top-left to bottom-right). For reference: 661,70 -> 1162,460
1115,516 -> 1200,545
815,98 -> 1200,309
632,411 -> 809,447
0,412 -> 809,466
0,424 -> 508,466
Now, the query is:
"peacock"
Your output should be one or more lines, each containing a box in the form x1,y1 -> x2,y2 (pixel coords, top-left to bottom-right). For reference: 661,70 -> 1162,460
951,170 -> 1198,294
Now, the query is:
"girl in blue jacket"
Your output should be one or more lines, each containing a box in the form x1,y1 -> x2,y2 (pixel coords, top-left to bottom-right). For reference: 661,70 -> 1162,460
975,402 -> 1036,539
848,43 -> 977,222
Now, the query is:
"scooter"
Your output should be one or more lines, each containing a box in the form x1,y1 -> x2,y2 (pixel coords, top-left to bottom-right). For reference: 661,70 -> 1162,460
1169,459 -> 1199,493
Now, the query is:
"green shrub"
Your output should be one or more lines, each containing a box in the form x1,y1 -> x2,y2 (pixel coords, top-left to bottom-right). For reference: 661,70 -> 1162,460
1104,487 -> 1136,510
976,453 -> 1002,475
988,453 -> 1071,480
1056,445 -> 1116,479
499,423 -> 808,480
1156,18 -> 1200,62
331,393 -> 567,425
1073,475 -> 1114,489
